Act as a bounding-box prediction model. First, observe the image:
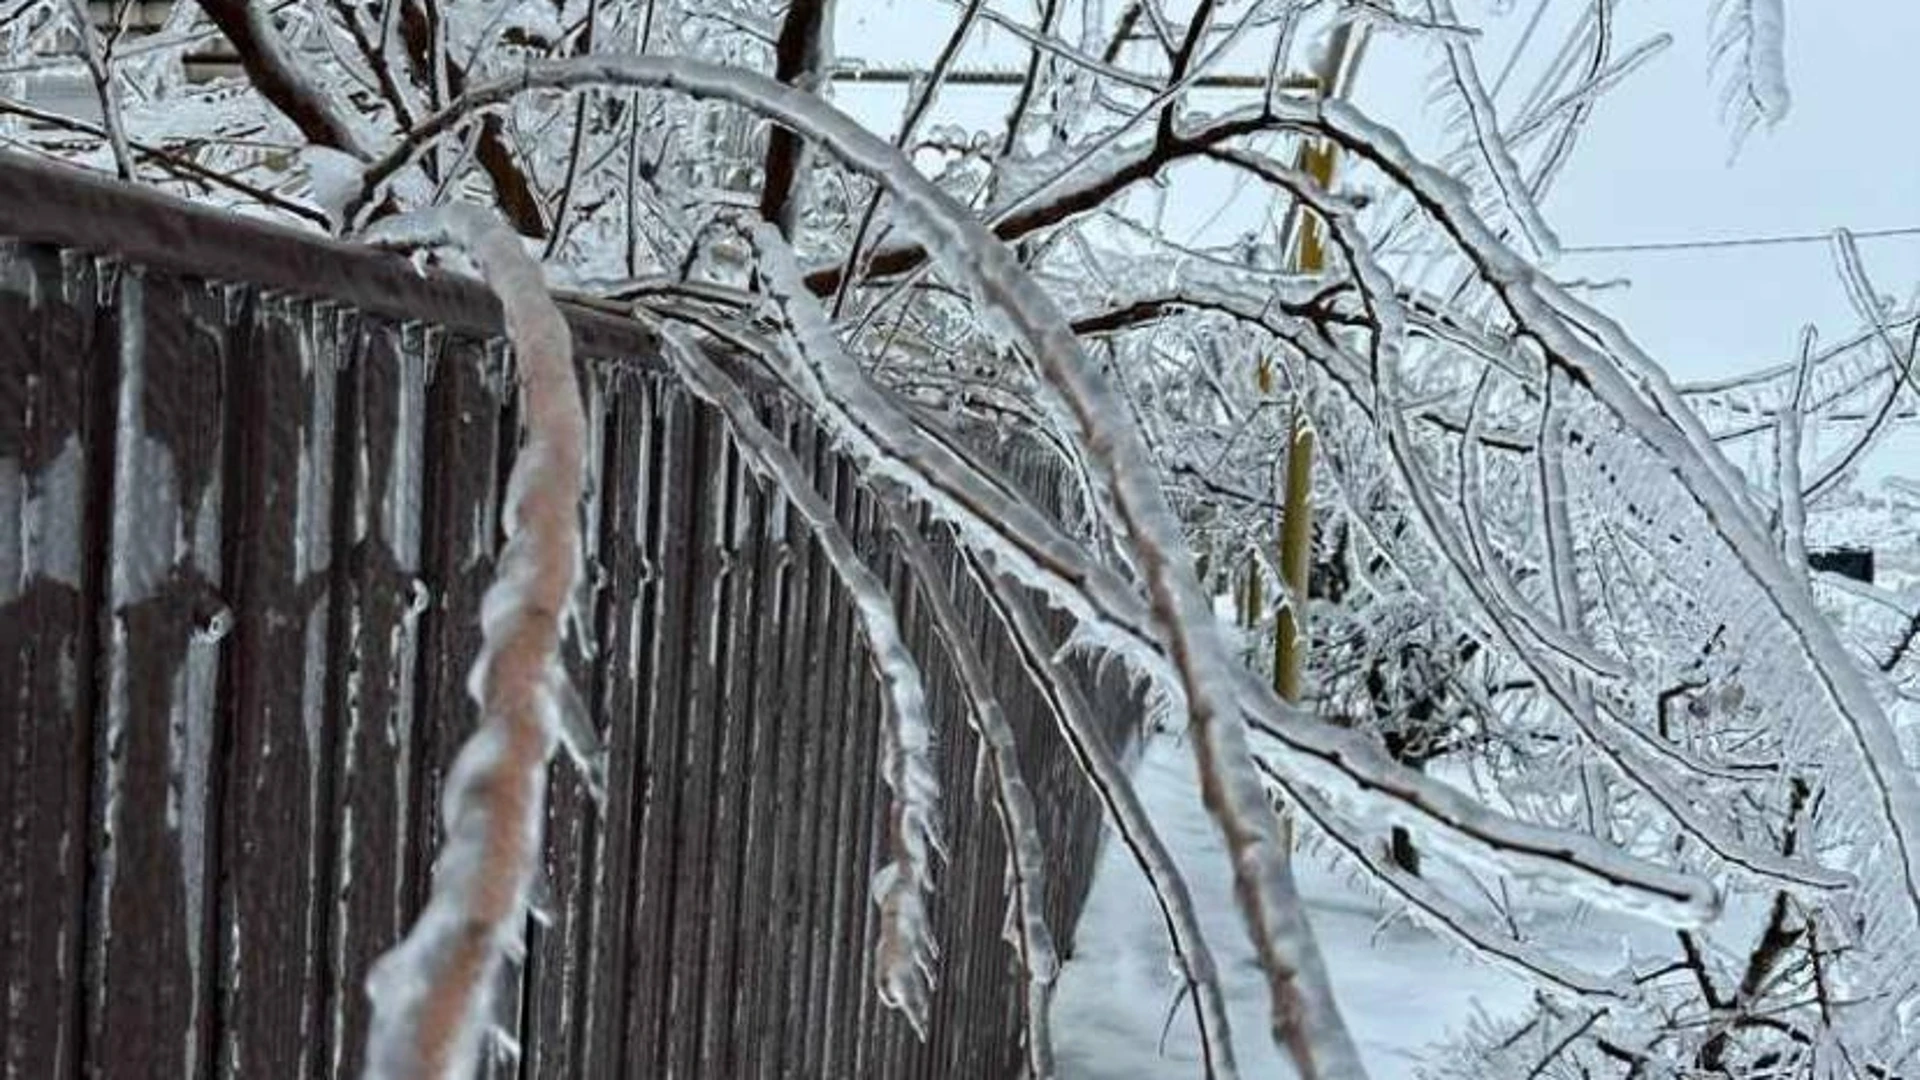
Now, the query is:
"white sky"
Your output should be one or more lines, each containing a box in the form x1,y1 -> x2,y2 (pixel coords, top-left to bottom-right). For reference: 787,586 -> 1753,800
1353,2 -> 1920,382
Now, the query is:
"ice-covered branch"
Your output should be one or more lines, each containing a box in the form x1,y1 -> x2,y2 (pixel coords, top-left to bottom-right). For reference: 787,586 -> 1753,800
652,321 -> 944,1036
192,0 -> 375,161
1297,93 -> 1920,928
1708,0 -> 1792,152
356,206 -> 585,1080
1426,0 -> 1558,258
971,551 -> 1239,1080
886,505 -> 1058,1077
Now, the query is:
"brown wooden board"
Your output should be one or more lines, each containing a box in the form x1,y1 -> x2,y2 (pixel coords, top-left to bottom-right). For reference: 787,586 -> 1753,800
321,318 -> 439,1076
576,371 -> 656,1079
85,267 -> 230,1080
621,385 -> 703,1076
212,292 -> 342,1079
0,244 -> 104,1080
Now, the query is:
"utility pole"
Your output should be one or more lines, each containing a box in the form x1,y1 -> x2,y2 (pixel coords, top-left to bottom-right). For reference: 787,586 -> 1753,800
1253,22 -> 1366,856
1275,23 -> 1366,700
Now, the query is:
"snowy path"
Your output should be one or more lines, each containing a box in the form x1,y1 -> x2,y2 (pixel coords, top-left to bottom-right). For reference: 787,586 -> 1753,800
1051,737 -> 1646,1078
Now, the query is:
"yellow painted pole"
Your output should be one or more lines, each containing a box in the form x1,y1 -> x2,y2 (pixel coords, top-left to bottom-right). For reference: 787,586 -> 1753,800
1269,25 -> 1364,854
1273,30 -> 1359,705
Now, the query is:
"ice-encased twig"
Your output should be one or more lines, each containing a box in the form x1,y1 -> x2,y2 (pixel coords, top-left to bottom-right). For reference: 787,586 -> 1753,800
1269,763 -> 1630,1001
1426,0 -> 1559,259
971,549 -> 1239,1080
1302,94 -> 1920,928
885,503 -> 1058,1077
1708,0 -> 1792,152
356,206 -> 585,1080
653,322 -> 943,1036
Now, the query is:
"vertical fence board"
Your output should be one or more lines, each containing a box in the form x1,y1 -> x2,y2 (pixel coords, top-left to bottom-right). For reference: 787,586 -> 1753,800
405,333 -> 523,1078
622,386 -> 703,1077
822,486 -> 884,1077
214,294 -> 341,1079
322,320 -> 434,1075
793,438 -> 857,1076
736,404 -> 814,1080
86,269 -> 229,1080
658,416 -> 736,1078
718,432 -> 791,1077
578,373 -> 654,1079
0,245 -> 100,1080
522,355 -> 610,1080
693,447 -> 765,1072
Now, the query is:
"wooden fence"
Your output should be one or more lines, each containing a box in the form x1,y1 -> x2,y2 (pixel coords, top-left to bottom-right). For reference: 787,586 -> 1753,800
0,155 -> 1136,1078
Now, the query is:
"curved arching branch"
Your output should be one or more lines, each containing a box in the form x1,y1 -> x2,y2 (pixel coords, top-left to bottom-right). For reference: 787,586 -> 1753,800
357,205 -> 586,1080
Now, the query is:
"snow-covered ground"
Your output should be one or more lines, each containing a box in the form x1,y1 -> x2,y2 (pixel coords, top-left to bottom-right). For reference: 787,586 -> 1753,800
1051,738 -> 1669,1079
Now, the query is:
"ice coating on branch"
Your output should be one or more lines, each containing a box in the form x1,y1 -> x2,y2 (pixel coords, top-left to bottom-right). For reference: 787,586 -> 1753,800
973,556 -> 1241,1078
1284,781 -> 1631,1001
653,324 -> 943,1037
1426,0 -> 1559,260
885,509 -> 1061,1075
1709,0 -> 1792,153
1300,92 -> 1920,929
357,207 -> 586,1080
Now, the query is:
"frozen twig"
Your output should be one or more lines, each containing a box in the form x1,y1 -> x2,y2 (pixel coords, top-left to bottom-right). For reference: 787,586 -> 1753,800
972,552 -> 1239,1080
1302,94 -> 1920,928
886,505 -> 1057,1076
652,320 -> 944,1036
1774,326 -> 1816,571
1426,0 -> 1558,258
63,0 -> 134,180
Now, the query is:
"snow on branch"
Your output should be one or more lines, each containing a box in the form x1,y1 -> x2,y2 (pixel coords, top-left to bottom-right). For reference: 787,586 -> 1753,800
356,206 -> 586,1080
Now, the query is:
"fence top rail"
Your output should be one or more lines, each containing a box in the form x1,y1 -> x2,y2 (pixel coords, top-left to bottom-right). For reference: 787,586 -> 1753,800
0,151 -> 662,363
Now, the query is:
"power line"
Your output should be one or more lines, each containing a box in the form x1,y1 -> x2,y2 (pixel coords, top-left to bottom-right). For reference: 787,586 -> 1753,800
1560,223 -> 1920,256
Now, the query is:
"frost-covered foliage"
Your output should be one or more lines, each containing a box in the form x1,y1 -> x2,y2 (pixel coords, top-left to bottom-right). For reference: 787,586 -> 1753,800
17,0 -> 1920,1075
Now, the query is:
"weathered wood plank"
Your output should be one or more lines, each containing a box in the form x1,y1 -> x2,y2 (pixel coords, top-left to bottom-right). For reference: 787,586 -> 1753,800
657,412 -> 737,1078
735,402 -> 817,1080
790,433 -> 858,1076
522,354 -> 612,1080
622,385 -> 703,1075
0,244 -> 103,1080
717,402 -> 797,1076
577,371 -> 656,1080
213,293 -> 343,1080
319,319 -> 435,1076
86,268 -> 229,1080
693,439 -> 769,1072
827,464 -> 901,1078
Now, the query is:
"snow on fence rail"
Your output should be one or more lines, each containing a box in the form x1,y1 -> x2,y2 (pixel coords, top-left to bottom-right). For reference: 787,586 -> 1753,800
0,153 -> 1135,1079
